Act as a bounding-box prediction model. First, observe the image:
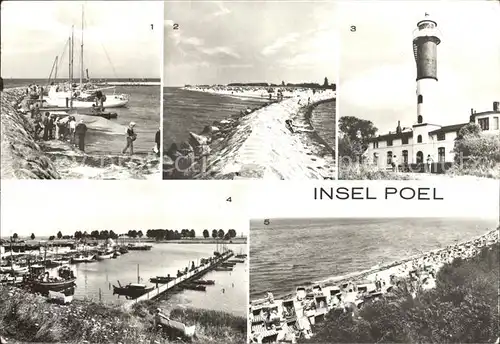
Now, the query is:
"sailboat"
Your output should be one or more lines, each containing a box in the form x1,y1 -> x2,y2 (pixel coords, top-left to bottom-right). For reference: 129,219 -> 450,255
45,6 -> 129,109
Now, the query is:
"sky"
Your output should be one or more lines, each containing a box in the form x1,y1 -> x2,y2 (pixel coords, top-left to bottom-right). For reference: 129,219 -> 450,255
1,1 -> 162,79
164,0 -> 339,86
1,182 -> 249,238
338,1 -> 500,134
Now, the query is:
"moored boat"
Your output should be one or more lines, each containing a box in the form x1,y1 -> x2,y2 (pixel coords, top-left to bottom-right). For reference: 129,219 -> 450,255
150,276 -> 175,284
181,283 -> 206,292
214,267 -> 232,272
127,243 -> 153,251
113,283 -> 154,299
96,250 -> 113,260
71,255 -> 95,263
193,279 -> 215,285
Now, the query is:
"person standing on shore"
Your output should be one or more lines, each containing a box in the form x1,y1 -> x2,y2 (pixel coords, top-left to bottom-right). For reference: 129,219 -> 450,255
68,116 -> 76,144
155,128 -> 160,157
42,113 -> 50,140
393,155 -> 399,172
75,120 -> 88,152
426,154 -> 433,173
122,122 -> 137,155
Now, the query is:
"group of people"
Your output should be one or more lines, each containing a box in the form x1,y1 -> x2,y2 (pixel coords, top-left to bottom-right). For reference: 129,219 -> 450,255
32,111 -> 88,151
26,84 -> 43,100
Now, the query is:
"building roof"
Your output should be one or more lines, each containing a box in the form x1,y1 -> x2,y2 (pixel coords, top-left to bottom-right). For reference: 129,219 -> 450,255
370,131 -> 413,142
470,110 -> 500,119
428,123 -> 468,135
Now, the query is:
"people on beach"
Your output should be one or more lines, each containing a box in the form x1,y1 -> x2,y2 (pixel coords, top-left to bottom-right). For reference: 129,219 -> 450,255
285,119 -> 314,134
75,120 -> 88,152
122,122 -> 137,155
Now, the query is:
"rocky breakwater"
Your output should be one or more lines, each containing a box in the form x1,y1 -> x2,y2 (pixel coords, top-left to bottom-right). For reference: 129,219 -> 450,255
1,88 -> 159,180
1,88 -> 60,179
163,90 -> 336,180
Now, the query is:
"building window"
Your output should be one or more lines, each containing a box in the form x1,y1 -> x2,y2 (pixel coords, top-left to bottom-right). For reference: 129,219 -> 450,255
417,95 -> 423,104
387,139 -> 393,146
402,150 -> 408,164
402,136 -> 409,145
478,118 -> 489,131
417,115 -> 423,124
373,153 -> 378,165
493,117 -> 499,130
387,151 -> 393,165
417,135 -> 422,143
438,147 -> 445,162
373,141 -> 379,149
437,132 -> 445,141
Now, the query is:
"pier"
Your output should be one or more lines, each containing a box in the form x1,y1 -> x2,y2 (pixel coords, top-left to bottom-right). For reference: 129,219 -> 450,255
123,250 -> 234,310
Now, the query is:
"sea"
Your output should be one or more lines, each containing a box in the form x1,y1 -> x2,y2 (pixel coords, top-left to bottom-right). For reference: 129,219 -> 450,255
69,243 -> 247,317
310,100 -> 336,149
4,78 -> 160,156
249,217 -> 498,300
163,87 -> 336,151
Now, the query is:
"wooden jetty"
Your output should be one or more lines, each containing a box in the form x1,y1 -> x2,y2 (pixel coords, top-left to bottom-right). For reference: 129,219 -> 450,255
123,251 -> 234,310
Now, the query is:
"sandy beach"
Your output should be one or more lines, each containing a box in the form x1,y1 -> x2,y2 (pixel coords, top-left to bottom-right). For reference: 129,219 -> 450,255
249,227 -> 499,342
168,86 -> 336,180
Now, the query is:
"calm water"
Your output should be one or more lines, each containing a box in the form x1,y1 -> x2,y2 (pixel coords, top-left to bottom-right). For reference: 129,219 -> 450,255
163,87 -> 269,149
311,100 -> 336,149
4,79 -> 160,155
250,218 -> 497,300
68,243 -> 247,316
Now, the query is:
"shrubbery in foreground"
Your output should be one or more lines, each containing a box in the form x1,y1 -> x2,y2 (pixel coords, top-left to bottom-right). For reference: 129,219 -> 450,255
307,243 -> 499,343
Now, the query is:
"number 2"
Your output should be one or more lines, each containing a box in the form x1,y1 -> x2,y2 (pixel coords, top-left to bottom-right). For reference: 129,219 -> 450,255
173,23 -> 179,30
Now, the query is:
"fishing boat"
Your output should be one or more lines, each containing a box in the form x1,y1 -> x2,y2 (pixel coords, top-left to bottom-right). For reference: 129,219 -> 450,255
181,284 -> 206,292
150,276 -> 175,284
127,243 -> 153,251
32,268 -> 77,292
45,6 -> 129,109
112,283 -> 154,299
214,267 -> 232,272
112,251 -> 121,259
193,279 -> 215,285
71,255 -> 95,263
228,259 -> 245,264
96,250 -> 113,260
0,265 -> 28,275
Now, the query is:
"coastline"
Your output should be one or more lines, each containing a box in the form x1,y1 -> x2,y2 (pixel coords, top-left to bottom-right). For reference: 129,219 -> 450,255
1,88 -> 160,180
250,227 -> 499,303
164,87 -> 336,180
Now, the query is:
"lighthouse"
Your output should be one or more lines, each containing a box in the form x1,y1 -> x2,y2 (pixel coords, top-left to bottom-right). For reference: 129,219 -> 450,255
413,13 -> 441,124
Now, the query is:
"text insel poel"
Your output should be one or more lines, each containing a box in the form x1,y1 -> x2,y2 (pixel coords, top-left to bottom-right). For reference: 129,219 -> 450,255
314,187 -> 444,200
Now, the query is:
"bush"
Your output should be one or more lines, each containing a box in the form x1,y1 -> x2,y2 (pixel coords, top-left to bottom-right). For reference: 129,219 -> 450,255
309,243 -> 500,343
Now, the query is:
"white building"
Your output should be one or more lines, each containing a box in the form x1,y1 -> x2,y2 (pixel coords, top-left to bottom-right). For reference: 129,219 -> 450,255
365,14 -> 500,171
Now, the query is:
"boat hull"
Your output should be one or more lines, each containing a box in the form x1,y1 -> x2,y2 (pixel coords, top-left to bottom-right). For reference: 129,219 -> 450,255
45,97 -> 128,109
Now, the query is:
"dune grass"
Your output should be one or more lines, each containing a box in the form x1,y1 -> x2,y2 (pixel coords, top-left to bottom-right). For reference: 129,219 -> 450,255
0,287 -> 246,344
339,162 -> 414,180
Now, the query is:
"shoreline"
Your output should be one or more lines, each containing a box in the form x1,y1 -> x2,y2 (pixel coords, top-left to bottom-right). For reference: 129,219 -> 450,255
0,88 -> 160,179
164,87 -> 336,180
250,227 -> 499,303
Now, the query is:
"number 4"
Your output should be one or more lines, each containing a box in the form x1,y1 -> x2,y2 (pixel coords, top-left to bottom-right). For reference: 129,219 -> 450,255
226,197 -> 232,202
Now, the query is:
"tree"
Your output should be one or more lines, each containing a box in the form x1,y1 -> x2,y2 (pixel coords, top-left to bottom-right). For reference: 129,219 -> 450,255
30,233 -> 35,240
189,229 -> 195,238
57,231 -> 63,239
48,235 -> 55,241
90,230 -> 99,239
146,230 -> 152,238
12,233 -> 18,241
217,229 -> 225,239
74,231 -> 82,240
109,230 -> 118,239
338,116 -> 378,161
212,230 -> 217,239
281,80 -> 285,86
203,229 -> 209,239
228,229 -> 237,238
138,230 -> 143,238
323,77 -> 329,87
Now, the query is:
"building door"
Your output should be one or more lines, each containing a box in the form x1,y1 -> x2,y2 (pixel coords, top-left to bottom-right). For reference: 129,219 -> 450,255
416,151 -> 424,164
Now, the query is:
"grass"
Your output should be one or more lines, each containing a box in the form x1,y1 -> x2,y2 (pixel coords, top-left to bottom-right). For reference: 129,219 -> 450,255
339,162 -> 414,180
446,162 -> 500,179
306,242 -> 500,343
0,287 -> 246,344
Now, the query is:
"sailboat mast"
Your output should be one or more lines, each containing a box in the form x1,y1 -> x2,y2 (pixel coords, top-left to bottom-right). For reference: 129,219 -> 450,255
68,36 -> 71,83
80,5 -> 84,87
70,25 -> 74,107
